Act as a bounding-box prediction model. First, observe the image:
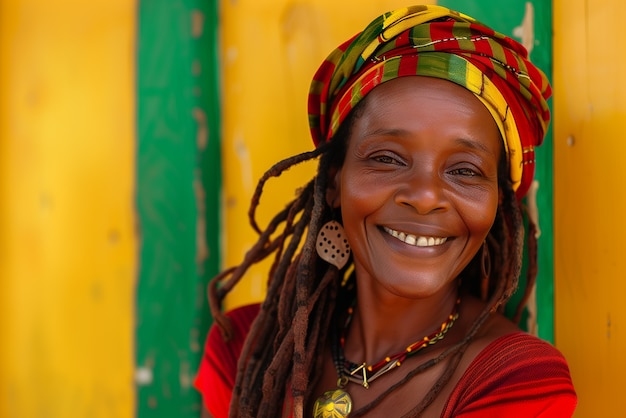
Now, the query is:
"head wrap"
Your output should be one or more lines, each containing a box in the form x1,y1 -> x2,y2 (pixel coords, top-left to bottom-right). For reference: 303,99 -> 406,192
308,5 -> 551,199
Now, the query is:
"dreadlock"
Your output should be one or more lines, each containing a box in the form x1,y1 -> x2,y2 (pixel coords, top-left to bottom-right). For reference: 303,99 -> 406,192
208,99 -> 539,417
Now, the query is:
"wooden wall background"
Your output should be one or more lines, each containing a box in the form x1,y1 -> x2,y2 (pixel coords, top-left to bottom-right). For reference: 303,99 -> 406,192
1,0 -> 623,417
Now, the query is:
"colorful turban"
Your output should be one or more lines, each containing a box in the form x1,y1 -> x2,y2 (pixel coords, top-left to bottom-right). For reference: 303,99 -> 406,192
308,5 -> 552,199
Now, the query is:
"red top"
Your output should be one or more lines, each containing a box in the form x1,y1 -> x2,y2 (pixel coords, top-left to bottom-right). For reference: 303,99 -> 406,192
195,304 -> 577,417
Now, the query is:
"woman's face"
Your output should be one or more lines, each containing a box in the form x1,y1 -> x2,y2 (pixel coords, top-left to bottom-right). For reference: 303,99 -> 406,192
330,76 -> 501,299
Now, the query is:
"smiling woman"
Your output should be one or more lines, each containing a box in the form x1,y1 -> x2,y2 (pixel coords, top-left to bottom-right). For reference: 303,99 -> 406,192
195,5 -> 577,418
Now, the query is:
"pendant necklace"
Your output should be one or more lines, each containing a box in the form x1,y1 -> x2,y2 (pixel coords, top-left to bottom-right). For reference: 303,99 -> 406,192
312,297 -> 460,418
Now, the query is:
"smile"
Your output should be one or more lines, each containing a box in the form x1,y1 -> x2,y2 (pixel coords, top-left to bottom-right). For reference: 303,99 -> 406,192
383,227 -> 448,247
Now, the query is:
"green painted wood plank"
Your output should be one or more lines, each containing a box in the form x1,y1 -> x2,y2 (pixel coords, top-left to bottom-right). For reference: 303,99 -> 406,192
136,0 -> 221,416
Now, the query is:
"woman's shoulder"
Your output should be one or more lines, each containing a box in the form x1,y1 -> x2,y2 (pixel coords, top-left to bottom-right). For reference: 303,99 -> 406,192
468,330 -> 572,377
206,303 -> 260,356
194,303 -> 261,418
442,328 -> 577,417
222,303 -> 261,333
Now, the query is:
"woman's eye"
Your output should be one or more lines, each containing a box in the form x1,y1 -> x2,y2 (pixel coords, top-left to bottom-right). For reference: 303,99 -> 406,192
372,154 -> 401,165
448,167 -> 479,177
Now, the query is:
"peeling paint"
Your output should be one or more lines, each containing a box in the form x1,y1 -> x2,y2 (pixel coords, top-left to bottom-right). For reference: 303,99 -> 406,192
225,46 -> 238,65
191,10 -> 204,38
194,176 -> 209,273
192,82 -> 209,277
179,359 -> 193,389
192,59 -> 201,76
512,2 -> 535,54
135,367 -> 154,386
526,179 -> 541,239
108,229 -> 120,244
192,107 -> 208,150
234,133 -> 253,191
189,327 -> 201,353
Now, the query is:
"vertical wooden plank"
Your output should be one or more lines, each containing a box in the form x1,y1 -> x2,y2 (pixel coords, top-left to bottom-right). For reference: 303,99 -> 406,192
554,0 -> 626,415
0,1 -> 136,417
135,0 -> 220,416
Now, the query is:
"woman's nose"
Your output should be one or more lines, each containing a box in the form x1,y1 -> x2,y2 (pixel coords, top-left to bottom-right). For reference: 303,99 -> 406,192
393,169 -> 449,214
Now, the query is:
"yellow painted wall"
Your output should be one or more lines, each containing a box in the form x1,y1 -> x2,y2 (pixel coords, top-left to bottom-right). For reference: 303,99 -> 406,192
553,1 -> 626,416
220,0 -> 437,310
0,1 -> 136,417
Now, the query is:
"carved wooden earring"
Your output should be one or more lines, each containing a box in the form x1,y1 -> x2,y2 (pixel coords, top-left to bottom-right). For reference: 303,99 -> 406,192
316,221 -> 351,269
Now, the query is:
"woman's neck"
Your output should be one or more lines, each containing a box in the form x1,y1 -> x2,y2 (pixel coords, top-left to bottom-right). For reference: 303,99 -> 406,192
342,280 -> 460,365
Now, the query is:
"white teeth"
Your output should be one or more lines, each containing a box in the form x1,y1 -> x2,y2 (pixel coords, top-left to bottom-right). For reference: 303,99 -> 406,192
383,227 -> 448,247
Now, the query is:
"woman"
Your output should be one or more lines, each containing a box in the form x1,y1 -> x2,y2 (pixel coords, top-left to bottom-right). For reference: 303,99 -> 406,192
196,5 -> 577,417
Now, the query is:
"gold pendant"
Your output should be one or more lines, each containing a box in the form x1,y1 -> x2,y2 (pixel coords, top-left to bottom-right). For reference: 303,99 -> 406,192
312,388 -> 353,418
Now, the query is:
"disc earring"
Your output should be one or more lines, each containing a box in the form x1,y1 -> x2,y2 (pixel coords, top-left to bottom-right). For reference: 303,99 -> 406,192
316,220 -> 351,269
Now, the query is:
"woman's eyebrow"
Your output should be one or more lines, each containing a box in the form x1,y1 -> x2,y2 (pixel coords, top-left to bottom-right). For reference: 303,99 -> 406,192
454,137 -> 496,156
362,127 -> 411,139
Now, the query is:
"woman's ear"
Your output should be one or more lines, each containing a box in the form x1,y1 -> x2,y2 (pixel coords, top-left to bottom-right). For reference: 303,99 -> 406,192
325,166 -> 342,208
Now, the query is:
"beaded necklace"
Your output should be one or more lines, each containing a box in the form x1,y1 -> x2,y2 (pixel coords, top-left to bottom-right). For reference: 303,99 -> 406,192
312,297 -> 461,418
